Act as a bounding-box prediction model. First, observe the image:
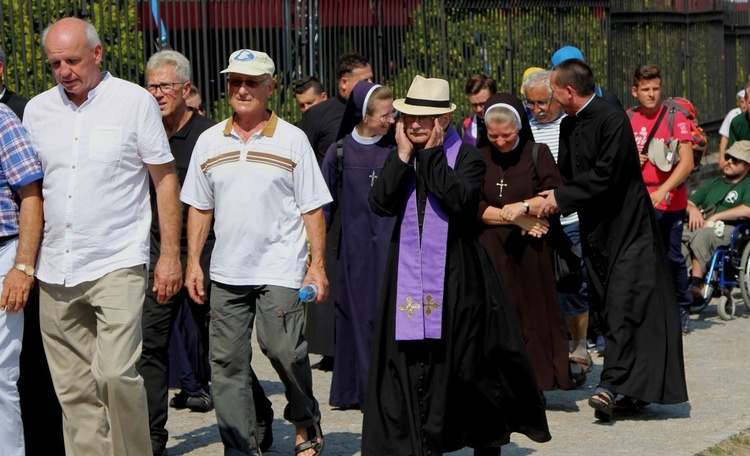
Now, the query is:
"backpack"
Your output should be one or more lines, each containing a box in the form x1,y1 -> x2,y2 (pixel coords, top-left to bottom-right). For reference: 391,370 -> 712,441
663,97 -> 708,173
627,97 -> 708,174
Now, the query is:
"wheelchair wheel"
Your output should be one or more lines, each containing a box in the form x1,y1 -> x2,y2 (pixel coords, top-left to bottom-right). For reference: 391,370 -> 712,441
716,289 -> 736,321
738,240 -> 750,312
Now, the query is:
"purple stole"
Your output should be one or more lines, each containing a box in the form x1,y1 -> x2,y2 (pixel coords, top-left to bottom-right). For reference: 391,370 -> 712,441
394,127 -> 461,341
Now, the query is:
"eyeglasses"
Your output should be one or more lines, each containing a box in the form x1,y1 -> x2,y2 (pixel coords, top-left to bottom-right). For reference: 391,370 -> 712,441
227,77 -> 270,89
725,153 -> 748,165
370,111 -> 397,122
146,82 -> 186,95
523,97 -> 554,109
402,114 -> 438,124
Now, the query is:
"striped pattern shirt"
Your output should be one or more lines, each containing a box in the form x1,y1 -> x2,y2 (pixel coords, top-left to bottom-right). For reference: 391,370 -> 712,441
529,115 -> 564,163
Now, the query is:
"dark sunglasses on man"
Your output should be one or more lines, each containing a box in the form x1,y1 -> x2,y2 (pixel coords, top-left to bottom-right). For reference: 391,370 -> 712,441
724,153 -> 748,165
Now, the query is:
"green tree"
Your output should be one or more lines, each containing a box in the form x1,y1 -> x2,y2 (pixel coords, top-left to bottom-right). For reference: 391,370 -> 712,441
1,0 -> 143,99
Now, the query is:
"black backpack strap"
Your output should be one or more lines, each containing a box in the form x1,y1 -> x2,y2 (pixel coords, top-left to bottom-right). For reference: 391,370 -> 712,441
531,142 -> 540,168
336,138 -> 345,186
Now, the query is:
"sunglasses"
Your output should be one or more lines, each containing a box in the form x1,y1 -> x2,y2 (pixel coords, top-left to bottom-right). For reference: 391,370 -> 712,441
227,77 -> 270,89
724,153 -> 748,165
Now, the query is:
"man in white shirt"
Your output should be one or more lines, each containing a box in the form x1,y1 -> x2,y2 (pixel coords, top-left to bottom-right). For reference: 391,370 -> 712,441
718,89 -> 747,166
22,17 -> 182,456
182,48 -> 331,456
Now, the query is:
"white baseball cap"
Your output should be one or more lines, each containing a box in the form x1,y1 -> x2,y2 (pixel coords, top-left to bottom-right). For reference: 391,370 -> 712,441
220,49 -> 275,77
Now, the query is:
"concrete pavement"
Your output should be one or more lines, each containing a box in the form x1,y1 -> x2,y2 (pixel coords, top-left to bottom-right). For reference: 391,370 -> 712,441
165,299 -> 750,456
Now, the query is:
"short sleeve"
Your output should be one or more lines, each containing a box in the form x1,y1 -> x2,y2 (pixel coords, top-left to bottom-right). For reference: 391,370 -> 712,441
180,132 -> 214,210
137,93 -> 173,165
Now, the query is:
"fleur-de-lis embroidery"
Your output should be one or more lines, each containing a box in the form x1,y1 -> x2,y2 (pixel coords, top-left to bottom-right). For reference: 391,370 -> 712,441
423,294 -> 440,316
398,296 -> 421,318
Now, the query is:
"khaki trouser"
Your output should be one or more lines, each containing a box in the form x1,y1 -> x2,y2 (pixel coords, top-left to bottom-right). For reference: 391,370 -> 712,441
39,266 -> 151,456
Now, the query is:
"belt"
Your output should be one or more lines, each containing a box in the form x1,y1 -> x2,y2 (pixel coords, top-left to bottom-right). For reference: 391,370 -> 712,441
0,234 -> 18,246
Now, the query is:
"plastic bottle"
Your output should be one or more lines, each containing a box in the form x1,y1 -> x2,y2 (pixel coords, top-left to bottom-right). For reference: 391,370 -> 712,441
298,284 -> 318,302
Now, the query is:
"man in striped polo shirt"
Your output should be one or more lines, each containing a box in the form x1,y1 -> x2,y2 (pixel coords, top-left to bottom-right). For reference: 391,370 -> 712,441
181,49 -> 331,456
523,69 -> 594,381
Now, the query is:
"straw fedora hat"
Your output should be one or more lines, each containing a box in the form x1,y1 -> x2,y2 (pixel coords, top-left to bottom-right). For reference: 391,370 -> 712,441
393,75 -> 456,116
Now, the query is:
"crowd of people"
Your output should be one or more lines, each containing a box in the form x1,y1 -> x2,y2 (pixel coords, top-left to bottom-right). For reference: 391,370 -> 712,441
1,15 -> 749,456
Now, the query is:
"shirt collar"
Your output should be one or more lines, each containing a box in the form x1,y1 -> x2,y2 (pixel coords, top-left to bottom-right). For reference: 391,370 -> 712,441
58,71 -> 111,108
576,93 -> 596,116
223,110 -> 279,138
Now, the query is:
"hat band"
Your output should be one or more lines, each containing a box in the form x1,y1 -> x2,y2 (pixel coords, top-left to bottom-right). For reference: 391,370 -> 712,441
405,97 -> 451,108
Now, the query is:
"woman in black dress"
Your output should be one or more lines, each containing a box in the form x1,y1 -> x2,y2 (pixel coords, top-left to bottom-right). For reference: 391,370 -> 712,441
477,93 -> 576,392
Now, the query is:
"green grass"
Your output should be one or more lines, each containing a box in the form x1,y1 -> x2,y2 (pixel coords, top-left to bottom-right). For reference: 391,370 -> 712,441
696,429 -> 750,455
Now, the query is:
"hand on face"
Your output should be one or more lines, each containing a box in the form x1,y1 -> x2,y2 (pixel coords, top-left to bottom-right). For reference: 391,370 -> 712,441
396,119 -> 415,164
425,117 -> 445,149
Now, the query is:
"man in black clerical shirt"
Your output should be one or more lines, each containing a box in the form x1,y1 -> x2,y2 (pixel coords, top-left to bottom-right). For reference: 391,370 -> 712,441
298,53 -> 373,165
539,59 -> 688,422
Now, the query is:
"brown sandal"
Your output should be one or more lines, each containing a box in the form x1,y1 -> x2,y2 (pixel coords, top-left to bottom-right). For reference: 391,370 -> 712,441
570,354 -> 593,373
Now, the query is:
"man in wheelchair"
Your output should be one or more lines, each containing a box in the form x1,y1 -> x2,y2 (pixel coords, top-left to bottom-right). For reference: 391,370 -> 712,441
684,140 -> 750,298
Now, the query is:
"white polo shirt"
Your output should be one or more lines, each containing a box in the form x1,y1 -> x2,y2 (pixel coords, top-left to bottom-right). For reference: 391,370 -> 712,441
181,112 -> 332,288
23,73 -> 173,286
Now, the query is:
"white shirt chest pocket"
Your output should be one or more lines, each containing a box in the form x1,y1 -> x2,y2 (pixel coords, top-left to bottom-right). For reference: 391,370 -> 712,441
89,126 -> 123,163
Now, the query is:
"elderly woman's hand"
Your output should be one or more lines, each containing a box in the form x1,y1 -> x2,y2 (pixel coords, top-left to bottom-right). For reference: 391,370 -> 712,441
500,202 -> 526,222
516,215 -> 550,238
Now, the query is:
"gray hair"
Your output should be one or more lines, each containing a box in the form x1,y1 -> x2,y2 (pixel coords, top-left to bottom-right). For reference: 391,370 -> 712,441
485,105 -> 521,131
146,50 -> 192,82
41,19 -> 101,49
522,70 -> 552,97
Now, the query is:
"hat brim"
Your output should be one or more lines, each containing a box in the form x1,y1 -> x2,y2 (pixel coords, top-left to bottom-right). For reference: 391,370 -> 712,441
393,98 -> 456,116
220,65 -> 270,77
726,150 -> 750,163
648,139 -> 680,172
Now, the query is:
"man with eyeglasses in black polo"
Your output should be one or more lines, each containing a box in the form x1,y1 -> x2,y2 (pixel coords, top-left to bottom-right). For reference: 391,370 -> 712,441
684,140 -> 750,298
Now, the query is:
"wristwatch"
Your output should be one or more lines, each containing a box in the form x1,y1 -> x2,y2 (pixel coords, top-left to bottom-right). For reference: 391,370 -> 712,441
12,263 -> 34,277
522,201 -> 530,214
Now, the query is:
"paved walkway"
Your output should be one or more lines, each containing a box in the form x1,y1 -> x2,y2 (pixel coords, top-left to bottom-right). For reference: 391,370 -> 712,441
165,298 -> 750,456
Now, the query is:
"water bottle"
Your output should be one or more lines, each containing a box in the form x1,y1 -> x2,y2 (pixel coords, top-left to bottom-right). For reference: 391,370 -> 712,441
298,284 -> 318,302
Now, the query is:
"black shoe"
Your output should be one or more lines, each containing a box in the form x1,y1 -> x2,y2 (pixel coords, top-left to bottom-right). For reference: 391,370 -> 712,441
153,448 -> 168,456
313,355 -> 334,371
186,389 -> 213,413
256,406 -> 274,452
169,390 -> 189,409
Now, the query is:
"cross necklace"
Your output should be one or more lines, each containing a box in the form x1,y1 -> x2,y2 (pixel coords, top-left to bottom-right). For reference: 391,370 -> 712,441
496,166 -> 508,197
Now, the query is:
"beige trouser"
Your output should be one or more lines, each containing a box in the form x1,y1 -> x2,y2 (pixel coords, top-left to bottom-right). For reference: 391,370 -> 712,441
39,266 -> 151,456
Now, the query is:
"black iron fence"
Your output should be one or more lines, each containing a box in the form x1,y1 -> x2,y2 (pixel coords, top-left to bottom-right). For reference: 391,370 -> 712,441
1,0 -> 749,145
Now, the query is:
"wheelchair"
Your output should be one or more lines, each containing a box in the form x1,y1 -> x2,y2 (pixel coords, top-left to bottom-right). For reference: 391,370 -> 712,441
696,222 -> 750,320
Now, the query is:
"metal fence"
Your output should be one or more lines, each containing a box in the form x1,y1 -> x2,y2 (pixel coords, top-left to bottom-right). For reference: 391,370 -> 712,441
1,0 -> 748,140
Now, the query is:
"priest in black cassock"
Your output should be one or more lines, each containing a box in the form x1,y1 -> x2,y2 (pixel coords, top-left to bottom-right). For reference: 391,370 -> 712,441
540,59 -> 688,421
362,75 -> 550,455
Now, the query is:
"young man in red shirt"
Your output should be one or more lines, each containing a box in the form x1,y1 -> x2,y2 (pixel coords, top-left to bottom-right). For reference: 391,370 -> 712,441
629,64 -> 694,334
